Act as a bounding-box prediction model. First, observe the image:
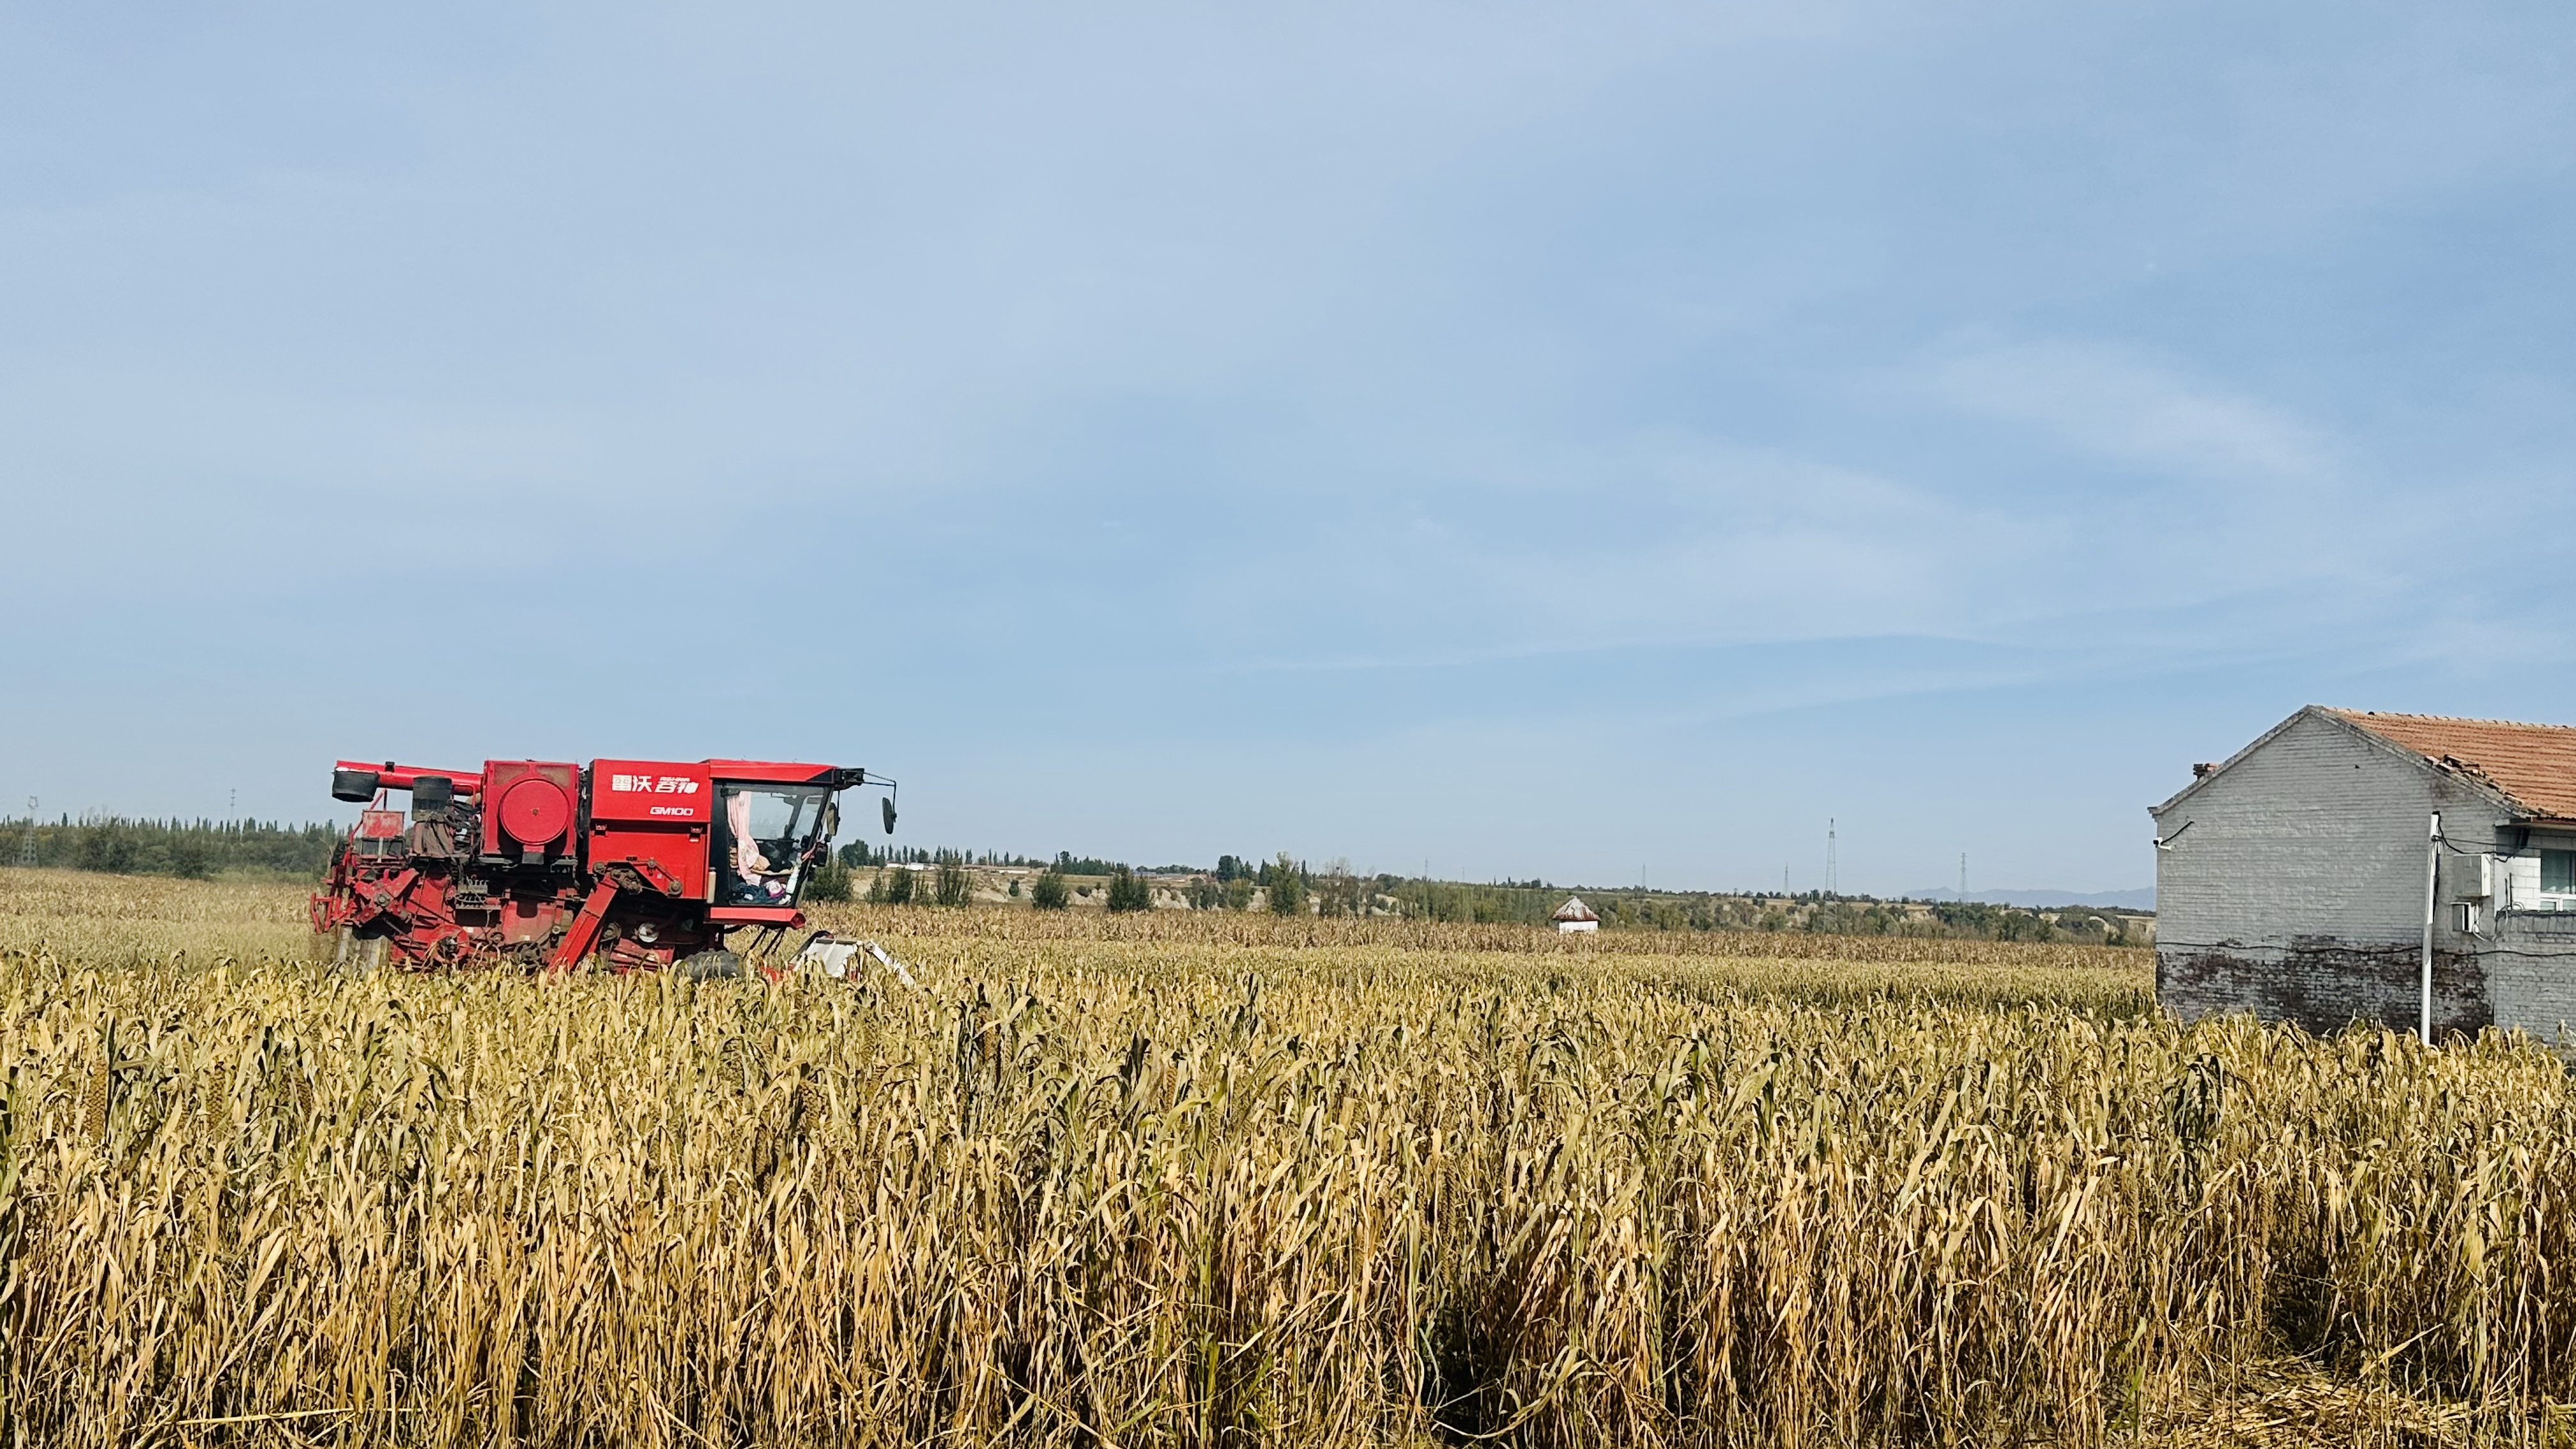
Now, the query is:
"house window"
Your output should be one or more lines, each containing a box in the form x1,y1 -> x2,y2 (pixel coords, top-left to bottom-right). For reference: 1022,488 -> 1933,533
2544,849 -> 2576,894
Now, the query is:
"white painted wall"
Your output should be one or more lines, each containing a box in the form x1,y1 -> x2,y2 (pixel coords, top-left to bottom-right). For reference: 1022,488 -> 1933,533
2150,709 -> 2505,955
2145,707 -> 2560,1036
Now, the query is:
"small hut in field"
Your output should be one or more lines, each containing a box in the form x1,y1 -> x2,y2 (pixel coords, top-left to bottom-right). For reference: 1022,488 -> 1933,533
1552,897 -> 1599,933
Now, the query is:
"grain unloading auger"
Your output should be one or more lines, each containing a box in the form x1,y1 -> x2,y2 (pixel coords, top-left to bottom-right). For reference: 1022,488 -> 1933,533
309,755 -> 907,979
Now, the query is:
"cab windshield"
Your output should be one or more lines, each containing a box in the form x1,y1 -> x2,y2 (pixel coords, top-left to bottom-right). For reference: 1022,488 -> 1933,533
716,784 -> 829,905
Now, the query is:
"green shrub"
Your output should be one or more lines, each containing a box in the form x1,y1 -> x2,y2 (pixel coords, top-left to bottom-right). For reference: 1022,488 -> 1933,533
77,820 -> 139,874
1105,866 -> 1152,914
1031,871 -> 1070,910
167,834 -> 215,880
1265,853 -> 1305,916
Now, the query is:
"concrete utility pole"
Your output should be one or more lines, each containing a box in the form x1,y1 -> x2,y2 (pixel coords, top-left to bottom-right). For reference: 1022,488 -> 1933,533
2422,811 -> 2441,1048
1959,852 -> 1967,901
1827,819 -> 1837,896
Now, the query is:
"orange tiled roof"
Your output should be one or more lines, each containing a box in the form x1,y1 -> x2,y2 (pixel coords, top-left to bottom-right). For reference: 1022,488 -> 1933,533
2325,709 -> 2576,819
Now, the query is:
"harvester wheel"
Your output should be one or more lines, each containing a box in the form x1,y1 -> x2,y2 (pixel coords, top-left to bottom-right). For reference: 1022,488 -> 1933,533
676,949 -> 742,981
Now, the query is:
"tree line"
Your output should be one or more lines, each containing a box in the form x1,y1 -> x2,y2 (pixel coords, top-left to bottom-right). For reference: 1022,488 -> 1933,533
836,843 -> 1057,868
820,848 -> 2142,944
2,816 -> 342,880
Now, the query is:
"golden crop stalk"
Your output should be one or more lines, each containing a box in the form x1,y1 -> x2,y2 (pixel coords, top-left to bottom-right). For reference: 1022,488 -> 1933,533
0,870 -> 2564,1447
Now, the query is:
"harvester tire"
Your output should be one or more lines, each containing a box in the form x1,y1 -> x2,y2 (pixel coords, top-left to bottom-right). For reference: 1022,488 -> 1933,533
677,949 -> 742,981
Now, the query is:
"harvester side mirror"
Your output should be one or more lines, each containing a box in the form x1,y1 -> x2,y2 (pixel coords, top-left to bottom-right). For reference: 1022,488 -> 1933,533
332,768 -> 381,803
882,797 -> 897,835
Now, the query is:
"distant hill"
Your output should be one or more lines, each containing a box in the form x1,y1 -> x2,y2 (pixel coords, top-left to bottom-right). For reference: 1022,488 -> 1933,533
1906,887 -> 2156,912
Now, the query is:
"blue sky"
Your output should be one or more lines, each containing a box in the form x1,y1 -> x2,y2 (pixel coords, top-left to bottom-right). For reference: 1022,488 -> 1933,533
4,1 -> 2572,896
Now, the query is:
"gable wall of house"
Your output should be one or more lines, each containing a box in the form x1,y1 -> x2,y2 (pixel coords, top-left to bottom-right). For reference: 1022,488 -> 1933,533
2152,710 -> 2506,1035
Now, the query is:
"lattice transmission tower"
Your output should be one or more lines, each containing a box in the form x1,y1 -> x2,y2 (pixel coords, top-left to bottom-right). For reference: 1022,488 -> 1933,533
16,797 -> 38,868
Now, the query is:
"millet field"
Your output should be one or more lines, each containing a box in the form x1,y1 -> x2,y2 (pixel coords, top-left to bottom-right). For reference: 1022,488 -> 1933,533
1,870 -> 2570,1447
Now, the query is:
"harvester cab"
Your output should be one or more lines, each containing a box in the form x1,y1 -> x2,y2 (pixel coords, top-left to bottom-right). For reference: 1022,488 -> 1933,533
310,755 -> 893,974
716,779 -> 832,905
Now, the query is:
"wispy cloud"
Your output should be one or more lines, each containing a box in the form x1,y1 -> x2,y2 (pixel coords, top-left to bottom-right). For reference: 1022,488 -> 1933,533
1918,339 -> 2333,484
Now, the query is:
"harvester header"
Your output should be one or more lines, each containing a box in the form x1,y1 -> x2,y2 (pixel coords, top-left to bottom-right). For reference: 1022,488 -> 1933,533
311,753 -> 892,974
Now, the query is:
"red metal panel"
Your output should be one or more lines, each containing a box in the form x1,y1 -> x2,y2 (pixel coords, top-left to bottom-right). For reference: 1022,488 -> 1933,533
498,777 -> 573,845
588,759 -> 714,902
358,809 -> 405,840
586,822 -> 711,903
499,897 -> 562,945
591,760 -> 712,822
477,761 -> 578,855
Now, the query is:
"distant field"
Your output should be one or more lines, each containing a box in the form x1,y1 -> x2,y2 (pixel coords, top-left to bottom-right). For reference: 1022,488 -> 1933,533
0,870 -> 2561,1446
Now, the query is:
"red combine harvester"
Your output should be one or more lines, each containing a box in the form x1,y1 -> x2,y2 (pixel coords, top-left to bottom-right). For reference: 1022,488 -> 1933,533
310,755 -> 894,974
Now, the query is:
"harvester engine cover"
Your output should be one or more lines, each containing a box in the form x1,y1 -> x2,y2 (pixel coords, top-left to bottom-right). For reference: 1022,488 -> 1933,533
310,756 -> 872,972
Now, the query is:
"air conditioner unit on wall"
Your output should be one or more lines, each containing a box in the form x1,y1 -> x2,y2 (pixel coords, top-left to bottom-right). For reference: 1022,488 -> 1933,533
2453,852 -> 2494,901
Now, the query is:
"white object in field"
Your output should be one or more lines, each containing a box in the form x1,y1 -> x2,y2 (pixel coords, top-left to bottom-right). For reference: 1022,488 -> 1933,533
796,935 -> 861,977
793,932 -> 919,988
1551,896 -> 1599,933
859,939 -> 918,988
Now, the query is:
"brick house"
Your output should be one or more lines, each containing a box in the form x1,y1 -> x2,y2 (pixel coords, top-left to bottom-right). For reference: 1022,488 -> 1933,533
2152,705 -> 2576,1040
